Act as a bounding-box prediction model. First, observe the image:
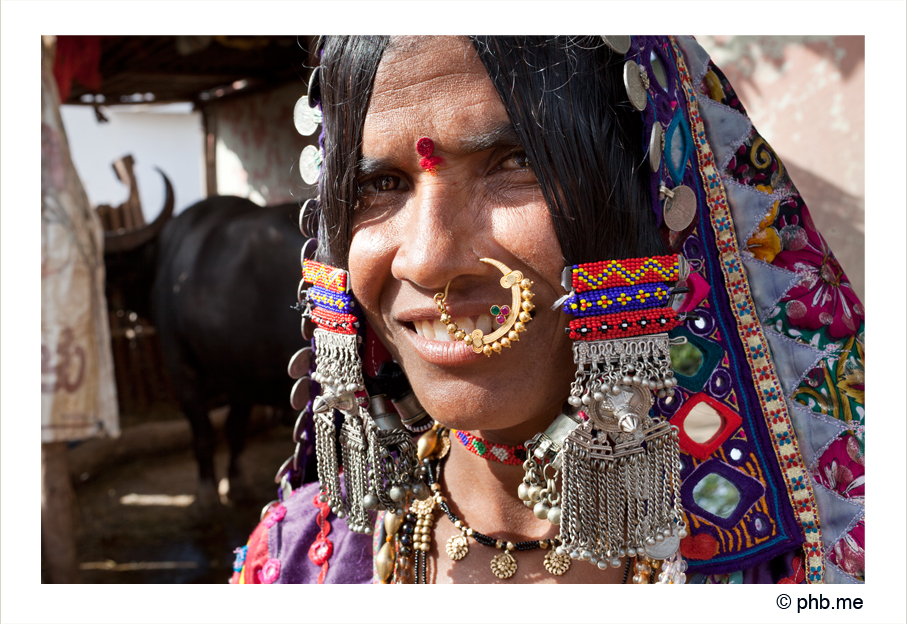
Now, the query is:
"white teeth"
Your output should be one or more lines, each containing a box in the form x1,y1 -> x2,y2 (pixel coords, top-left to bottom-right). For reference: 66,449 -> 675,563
433,320 -> 452,341
475,313 -> 493,335
414,315 -> 494,342
457,316 -> 475,333
415,319 -> 435,340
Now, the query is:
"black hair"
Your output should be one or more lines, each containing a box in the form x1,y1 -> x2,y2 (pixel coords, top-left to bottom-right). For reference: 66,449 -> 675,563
316,35 -> 390,266
315,36 -> 665,268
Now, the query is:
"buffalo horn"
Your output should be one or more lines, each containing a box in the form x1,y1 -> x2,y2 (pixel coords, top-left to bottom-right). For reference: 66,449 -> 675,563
103,168 -> 175,254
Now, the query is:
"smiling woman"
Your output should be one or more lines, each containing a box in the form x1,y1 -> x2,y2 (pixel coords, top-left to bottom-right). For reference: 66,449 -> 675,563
231,36 -> 865,586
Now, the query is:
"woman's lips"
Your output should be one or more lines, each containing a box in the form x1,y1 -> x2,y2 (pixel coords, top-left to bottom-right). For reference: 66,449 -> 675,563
404,319 -> 485,366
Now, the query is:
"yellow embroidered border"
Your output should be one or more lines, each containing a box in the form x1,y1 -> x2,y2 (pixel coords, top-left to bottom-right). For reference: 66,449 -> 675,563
669,37 -> 824,583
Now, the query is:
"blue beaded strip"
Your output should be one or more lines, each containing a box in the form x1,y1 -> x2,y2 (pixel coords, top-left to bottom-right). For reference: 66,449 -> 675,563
308,285 -> 355,314
563,282 -> 672,318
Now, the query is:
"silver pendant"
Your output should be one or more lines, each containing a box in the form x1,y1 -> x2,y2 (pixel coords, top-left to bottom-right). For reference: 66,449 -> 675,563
601,35 -> 631,55
299,144 -> 322,185
662,184 -> 697,232
293,95 -> 322,137
623,60 -> 648,111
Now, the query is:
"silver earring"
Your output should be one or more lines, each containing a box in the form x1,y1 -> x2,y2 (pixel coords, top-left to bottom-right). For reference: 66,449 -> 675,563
523,255 -> 691,569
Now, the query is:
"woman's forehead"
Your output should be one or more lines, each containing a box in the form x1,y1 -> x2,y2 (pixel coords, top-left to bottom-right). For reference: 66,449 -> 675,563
365,36 -> 508,154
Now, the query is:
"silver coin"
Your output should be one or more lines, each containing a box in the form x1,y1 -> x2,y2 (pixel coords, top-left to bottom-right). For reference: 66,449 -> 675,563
299,144 -> 322,184
290,376 -> 309,410
649,122 -> 663,172
287,347 -> 312,379
645,534 -> 680,560
623,60 -> 647,111
293,95 -> 319,136
663,185 -> 697,231
601,36 -> 631,55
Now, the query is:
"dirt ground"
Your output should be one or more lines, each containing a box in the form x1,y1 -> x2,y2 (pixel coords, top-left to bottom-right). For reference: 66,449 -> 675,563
63,420 -> 296,584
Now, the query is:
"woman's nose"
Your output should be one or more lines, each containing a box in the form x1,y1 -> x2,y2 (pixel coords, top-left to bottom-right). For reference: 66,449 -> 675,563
390,177 -> 486,292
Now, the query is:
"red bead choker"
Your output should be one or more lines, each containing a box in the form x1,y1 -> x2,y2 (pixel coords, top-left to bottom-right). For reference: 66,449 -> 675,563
451,429 -> 526,465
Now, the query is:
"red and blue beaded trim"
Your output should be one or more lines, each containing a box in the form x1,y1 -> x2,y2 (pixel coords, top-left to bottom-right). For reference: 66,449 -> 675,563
301,260 -> 359,335
567,307 -> 682,341
563,282 -> 672,317
308,284 -> 356,314
570,254 -> 679,292
310,307 -> 358,335
451,429 -> 526,465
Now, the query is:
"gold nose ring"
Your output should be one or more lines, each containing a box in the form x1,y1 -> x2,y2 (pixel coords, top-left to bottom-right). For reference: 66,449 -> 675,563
434,258 -> 535,357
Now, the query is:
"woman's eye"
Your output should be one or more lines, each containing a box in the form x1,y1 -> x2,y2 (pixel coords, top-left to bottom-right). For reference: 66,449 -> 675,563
361,174 -> 405,193
500,151 -> 532,171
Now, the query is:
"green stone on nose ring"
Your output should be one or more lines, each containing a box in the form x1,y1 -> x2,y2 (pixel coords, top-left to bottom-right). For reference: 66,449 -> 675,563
490,305 -> 511,325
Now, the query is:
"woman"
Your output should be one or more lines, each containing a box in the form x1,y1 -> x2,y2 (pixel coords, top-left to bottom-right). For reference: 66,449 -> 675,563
231,36 -> 865,585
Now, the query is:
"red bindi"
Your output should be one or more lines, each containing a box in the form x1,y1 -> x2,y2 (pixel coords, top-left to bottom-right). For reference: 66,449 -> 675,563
416,137 -> 434,157
416,136 -> 443,174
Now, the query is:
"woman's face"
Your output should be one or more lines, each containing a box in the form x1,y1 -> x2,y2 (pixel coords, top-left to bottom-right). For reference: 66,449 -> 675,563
348,36 -> 576,442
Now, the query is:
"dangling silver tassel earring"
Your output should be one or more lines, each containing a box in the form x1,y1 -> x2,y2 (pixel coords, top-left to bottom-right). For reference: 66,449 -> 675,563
288,67 -> 421,529
301,258 -> 424,532
363,394 -> 428,516
525,255 -> 691,569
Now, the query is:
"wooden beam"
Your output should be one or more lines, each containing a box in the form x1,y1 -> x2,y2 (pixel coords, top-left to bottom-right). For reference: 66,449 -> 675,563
42,442 -> 79,583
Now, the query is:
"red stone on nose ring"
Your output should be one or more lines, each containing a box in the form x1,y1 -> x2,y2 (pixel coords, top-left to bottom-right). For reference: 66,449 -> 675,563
416,137 -> 443,174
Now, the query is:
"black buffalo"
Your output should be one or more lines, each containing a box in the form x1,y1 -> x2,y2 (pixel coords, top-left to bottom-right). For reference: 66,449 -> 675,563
105,178 -> 307,506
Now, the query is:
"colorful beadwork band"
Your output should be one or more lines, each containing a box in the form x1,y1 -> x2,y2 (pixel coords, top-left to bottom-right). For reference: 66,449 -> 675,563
567,307 -> 682,341
308,285 -> 356,314
310,307 -> 358,334
570,254 -> 679,293
451,429 -> 526,465
563,282 -> 673,317
303,259 -> 348,293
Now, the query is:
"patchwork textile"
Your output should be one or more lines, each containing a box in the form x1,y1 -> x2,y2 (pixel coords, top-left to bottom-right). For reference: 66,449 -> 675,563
633,36 -> 864,583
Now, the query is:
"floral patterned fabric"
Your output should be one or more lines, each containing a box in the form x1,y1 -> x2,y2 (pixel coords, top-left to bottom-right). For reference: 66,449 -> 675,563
655,36 -> 865,583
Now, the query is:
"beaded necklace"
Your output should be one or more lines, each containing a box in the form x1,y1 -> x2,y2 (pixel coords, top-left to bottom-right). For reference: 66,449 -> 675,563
450,429 -> 527,465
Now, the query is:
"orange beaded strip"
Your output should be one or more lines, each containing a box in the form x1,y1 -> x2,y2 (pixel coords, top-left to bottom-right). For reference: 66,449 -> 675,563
571,255 -> 679,293
303,259 -> 348,293
567,307 -> 681,341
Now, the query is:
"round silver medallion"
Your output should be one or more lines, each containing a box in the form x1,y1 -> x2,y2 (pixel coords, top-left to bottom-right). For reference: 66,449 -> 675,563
287,346 -> 312,379
293,95 -> 320,136
601,35 -> 631,55
644,534 -> 680,560
290,376 -> 309,410
663,184 -> 697,231
623,60 -> 647,111
649,122 -> 663,172
299,144 -> 322,184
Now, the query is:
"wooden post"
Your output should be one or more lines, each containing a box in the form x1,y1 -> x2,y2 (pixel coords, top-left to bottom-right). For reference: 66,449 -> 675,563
202,106 -> 217,197
112,155 -> 145,229
41,442 -> 79,583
